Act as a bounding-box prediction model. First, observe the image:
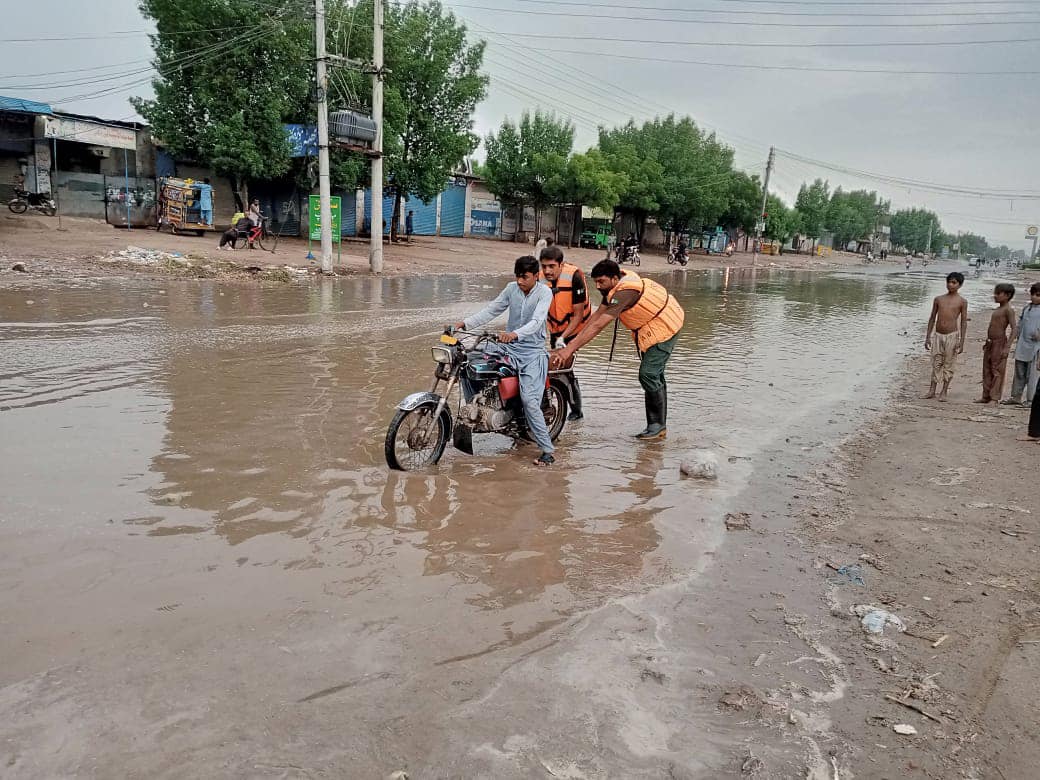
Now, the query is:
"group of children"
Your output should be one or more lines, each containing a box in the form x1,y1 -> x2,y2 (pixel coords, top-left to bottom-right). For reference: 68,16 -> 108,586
924,272 -> 1040,440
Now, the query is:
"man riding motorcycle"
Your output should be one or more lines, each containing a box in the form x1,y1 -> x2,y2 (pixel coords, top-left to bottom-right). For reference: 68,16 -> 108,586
453,255 -> 556,466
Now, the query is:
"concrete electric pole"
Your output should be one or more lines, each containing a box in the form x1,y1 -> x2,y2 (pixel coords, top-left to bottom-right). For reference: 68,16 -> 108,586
369,0 -> 385,274
753,146 -> 775,265
315,0 -> 334,274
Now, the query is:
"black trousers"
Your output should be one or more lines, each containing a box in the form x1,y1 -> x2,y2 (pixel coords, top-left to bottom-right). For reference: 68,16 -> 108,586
1030,385 -> 1040,438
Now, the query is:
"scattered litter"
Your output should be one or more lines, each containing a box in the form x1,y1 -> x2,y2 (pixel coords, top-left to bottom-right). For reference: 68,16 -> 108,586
740,752 -> 764,777
10,262 -> 26,272
853,604 -> 906,635
680,449 -> 719,480
724,512 -> 752,531
104,245 -> 181,265
931,634 -> 949,648
859,553 -> 886,571
892,723 -> 918,736
728,455 -> 751,463
718,685 -> 760,712
752,653 -> 767,668
967,501 -> 1031,514
886,695 -> 942,723
829,563 -> 865,586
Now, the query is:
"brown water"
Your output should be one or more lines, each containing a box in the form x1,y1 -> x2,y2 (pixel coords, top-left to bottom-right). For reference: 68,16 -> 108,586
0,268 -> 940,777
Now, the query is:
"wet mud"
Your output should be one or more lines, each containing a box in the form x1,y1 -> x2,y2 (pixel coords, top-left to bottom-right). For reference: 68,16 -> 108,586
0,267 -> 946,777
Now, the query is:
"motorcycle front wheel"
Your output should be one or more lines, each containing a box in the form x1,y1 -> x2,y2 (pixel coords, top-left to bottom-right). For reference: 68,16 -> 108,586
666,255 -> 675,265
385,401 -> 451,470
633,254 -> 641,267
8,199 -> 27,214
42,203 -> 56,217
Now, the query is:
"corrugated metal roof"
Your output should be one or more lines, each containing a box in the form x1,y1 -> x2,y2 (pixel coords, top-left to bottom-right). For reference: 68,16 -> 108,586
0,95 -> 53,115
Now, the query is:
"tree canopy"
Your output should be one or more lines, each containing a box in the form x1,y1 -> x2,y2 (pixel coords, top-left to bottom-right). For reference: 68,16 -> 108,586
889,207 -> 942,254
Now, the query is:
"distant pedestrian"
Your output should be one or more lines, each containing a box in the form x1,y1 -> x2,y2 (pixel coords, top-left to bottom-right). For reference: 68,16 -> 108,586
406,209 -> 414,238
1003,282 -> 1040,405
1020,369 -> 1040,442
199,178 -> 213,226
975,283 -> 1017,405
534,235 -> 549,260
924,272 -> 968,402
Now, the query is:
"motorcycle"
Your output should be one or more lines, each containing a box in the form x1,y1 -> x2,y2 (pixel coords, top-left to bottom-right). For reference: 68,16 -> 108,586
8,188 -> 56,217
385,329 -> 576,470
615,244 -> 641,266
667,247 -> 688,266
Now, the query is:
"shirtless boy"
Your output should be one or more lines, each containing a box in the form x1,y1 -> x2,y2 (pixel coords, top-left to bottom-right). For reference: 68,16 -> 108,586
924,272 -> 968,401
975,283 -> 1017,405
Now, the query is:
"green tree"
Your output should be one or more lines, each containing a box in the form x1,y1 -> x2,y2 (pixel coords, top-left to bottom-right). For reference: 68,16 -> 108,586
795,178 -> 830,251
545,149 -> 626,212
764,194 -> 799,246
717,171 -> 762,241
332,0 -> 487,239
889,207 -> 942,254
599,115 -> 735,239
826,188 -> 884,249
134,0 -> 313,206
483,111 -> 574,236
953,231 -> 988,257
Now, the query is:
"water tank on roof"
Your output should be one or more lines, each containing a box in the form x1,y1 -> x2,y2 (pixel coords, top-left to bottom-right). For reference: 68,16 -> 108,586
329,110 -> 377,145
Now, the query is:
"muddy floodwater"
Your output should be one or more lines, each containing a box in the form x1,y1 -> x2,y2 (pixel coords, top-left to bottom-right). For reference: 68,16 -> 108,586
1,267 -> 942,776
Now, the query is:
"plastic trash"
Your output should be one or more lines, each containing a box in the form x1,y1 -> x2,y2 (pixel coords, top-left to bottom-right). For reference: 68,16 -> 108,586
892,724 -> 917,736
831,564 -> 865,586
680,449 -> 719,480
852,604 -> 906,635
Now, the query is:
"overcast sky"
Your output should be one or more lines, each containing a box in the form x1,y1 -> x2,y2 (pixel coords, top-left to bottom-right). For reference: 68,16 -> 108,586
2,0 -> 1038,248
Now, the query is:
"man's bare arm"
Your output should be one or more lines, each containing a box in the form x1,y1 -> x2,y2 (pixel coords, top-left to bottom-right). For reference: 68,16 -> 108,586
1006,307 -> 1018,357
925,299 -> 938,350
957,299 -> 968,353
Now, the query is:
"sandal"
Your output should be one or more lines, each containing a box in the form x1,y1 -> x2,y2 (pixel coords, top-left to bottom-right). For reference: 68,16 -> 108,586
534,453 -> 555,466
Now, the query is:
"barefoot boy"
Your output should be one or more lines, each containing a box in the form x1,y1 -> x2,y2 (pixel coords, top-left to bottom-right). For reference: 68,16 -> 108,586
975,283 -> 1017,404
924,272 -> 968,401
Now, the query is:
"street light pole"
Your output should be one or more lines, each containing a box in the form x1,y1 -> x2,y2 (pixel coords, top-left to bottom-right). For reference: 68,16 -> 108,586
369,0 -> 385,274
315,0 -> 334,274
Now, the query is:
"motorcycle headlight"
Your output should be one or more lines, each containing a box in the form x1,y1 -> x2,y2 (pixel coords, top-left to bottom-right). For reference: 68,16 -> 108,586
431,346 -> 452,364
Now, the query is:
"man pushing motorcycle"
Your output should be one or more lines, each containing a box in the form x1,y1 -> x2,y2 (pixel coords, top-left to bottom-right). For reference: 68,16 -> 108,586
550,260 -> 684,440
453,255 -> 556,466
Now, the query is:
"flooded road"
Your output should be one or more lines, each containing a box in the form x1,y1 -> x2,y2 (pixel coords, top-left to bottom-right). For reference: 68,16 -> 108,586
1,268 -> 940,776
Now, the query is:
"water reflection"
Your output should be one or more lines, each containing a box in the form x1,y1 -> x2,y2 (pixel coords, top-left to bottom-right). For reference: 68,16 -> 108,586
0,269 -> 935,620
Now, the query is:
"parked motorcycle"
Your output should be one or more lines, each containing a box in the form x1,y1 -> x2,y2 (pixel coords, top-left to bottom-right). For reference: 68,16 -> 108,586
667,247 -> 688,266
385,329 -> 576,470
8,188 -> 56,217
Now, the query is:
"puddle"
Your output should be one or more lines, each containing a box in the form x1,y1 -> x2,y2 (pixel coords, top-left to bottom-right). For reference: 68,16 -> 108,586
1,267 -> 947,775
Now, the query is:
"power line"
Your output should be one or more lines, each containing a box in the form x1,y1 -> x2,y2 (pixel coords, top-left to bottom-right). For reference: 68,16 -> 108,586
482,27 -> 1040,47
520,46 -> 1040,76
451,2 -> 1040,27
776,148 -> 1040,200
505,0 -> 1040,17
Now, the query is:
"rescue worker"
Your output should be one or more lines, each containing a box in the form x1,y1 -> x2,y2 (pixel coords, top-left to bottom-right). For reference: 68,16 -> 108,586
549,259 -> 684,440
539,245 -> 590,421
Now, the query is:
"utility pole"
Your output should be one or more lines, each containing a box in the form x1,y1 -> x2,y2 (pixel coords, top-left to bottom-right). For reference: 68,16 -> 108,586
369,0 -> 385,274
753,146 -> 774,265
315,0 -> 334,274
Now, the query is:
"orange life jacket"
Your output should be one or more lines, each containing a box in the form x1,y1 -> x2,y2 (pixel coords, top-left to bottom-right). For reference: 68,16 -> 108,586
542,262 -> 592,337
607,270 -> 684,352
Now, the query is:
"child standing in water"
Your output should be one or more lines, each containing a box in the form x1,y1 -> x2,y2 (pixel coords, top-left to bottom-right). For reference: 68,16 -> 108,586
975,283 -> 1017,405
924,272 -> 968,402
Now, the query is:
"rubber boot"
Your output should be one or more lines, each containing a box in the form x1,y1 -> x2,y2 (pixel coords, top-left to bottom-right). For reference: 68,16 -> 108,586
635,389 -> 667,440
567,376 -> 584,421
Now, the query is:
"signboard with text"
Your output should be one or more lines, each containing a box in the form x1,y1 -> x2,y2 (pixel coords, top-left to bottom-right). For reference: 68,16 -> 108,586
308,195 -> 342,241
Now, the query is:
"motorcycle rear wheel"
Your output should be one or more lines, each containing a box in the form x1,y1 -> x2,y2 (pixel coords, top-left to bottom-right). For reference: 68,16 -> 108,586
8,199 -> 27,214
385,401 -> 451,470
544,382 -> 568,442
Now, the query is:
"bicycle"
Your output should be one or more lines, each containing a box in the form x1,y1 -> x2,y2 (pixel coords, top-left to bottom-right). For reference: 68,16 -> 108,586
231,217 -> 278,252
